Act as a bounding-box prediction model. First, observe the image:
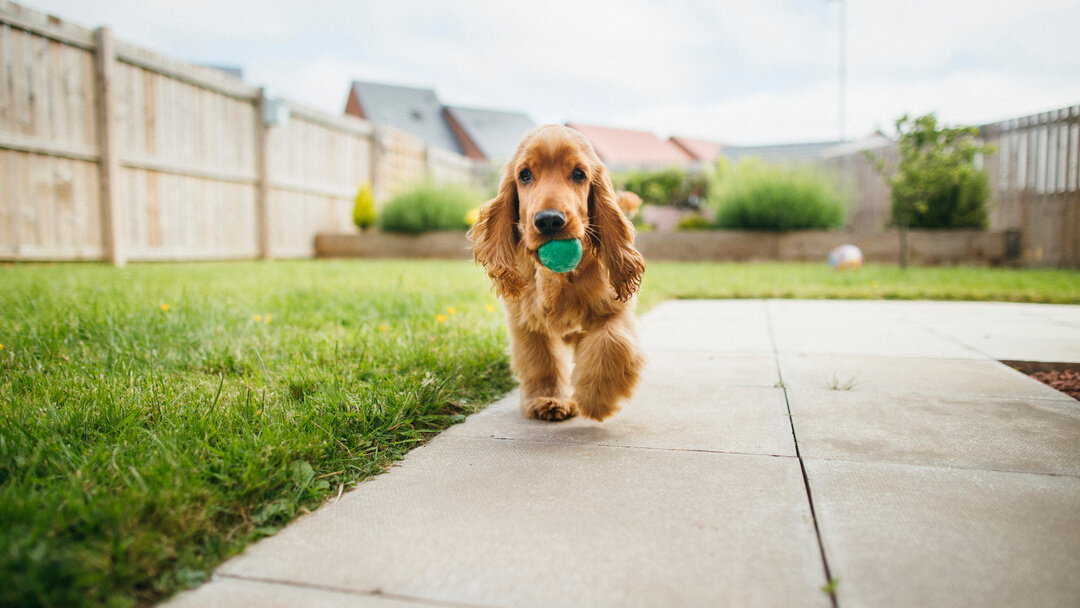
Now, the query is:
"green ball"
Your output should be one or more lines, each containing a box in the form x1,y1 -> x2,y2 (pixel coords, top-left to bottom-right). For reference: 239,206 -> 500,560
538,238 -> 583,273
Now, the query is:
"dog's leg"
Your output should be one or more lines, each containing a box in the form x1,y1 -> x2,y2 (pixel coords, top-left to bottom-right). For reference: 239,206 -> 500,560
508,320 -> 577,421
572,309 -> 646,421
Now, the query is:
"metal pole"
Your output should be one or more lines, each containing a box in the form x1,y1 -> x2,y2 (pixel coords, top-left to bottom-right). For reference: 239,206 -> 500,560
838,0 -> 846,142
824,0 -> 847,141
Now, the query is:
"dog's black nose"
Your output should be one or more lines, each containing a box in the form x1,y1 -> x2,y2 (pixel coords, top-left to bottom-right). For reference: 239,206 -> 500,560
533,209 -> 566,235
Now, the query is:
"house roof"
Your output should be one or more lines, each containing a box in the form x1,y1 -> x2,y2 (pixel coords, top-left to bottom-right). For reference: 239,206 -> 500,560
669,136 -> 724,163
444,106 -> 536,163
347,81 -> 463,154
566,123 -> 695,169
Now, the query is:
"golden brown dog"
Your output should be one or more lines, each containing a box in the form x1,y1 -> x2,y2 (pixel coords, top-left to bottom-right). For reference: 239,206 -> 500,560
469,125 -> 646,422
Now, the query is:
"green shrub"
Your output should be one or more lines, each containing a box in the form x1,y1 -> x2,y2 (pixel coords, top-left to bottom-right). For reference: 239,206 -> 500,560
615,167 -> 708,207
676,215 -> 712,230
878,113 -> 993,230
892,167 -> 990,229
378,182 -> 482,234
711,161 -> 844,231
352,183 -> 376,230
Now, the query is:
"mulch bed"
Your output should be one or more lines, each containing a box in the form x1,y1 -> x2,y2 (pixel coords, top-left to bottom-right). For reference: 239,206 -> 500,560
1028,369 -> 1080,401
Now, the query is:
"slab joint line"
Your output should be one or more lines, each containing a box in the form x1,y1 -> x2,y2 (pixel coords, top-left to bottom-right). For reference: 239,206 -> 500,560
764,300 -> 839,608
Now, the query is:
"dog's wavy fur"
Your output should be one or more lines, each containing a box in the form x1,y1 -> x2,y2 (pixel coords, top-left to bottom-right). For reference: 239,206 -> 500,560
469,125 -> 646,421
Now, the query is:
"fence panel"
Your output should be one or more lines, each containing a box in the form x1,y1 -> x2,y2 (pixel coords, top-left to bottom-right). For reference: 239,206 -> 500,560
428,145 -> 476,185
0,11 -> 102,260
823,144 -> 896,233
375,128 -> 428,202
110,43 -> 260,260
266,103 -> 373,258
984,106 -> 1080,267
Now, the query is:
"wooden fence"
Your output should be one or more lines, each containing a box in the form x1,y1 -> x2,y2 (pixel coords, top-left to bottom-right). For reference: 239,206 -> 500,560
0,1 -> 480,264
981,106 -> 1080,268
825,105 -> 1080,268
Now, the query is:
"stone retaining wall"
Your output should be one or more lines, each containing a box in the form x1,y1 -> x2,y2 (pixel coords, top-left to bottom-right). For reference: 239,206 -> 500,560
316,230 -> 1013,266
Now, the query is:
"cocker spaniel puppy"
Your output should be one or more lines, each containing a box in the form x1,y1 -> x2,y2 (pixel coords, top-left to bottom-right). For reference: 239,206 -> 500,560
469,125 -> 646,422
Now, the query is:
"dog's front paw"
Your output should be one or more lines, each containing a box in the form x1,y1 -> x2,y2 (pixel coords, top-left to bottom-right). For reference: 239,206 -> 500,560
523,397 -> 579,422
577,399 -> 622,422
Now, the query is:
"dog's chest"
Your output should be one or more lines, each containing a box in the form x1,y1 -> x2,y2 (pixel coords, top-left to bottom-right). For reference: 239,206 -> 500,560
529,275 -> 586,333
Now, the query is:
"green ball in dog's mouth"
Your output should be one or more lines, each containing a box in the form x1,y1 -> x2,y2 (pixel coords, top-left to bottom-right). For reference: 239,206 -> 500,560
537,238 -> 583,273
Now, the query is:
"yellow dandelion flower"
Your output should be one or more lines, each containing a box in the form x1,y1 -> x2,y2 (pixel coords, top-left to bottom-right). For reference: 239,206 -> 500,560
254,314 -> 262,322
485,304 -> 496,312
436,314 -> 449,324
447,307 -> 457,315
379,325 -> 389,331
265,314 -> 272,324
0,344 -> 4,350
160,303 -> 170,311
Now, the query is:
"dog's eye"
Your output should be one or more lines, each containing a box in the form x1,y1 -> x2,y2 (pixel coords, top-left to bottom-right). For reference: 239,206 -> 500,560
571,168 -> 587,183
518,168 -> 533,184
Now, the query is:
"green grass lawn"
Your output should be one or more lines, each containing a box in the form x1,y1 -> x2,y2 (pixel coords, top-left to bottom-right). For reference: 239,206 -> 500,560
638,262 -> 1080,310
2,259 -> 1078,607
0,260 -> 512,608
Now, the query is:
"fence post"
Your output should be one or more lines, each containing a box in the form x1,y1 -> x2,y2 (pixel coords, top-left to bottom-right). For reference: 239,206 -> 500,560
254,88 -> 272,259
92,27 -> 124,266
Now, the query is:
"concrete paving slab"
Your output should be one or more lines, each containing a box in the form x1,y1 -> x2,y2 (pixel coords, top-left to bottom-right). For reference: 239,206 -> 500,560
787,388 -> 1080,475
923,322 -> 1080,362
639,299 -> 774,354
641,351 -> 780,388
639,319 -> 774,354
216,436 -> 829,608
767,301 -> 983,359
806,459 -> 1080,608
445,384 -> 796,457
640,299 -> 769,325
778,353 -> 1072,400
893,301 -> 1080,362
163,576 -> 438,608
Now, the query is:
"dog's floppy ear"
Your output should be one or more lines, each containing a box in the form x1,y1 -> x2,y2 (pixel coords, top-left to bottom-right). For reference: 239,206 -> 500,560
588,166 -> 646,301
469,167 -> 525,299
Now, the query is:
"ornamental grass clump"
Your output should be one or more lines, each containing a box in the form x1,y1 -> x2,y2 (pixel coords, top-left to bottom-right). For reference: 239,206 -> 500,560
378,182 -> 482,234
711,161 -> 845,232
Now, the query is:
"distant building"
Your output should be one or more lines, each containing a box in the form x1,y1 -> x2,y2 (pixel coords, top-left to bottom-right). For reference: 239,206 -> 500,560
346,81 -> 464,155
566,123 -> 697,172
669,136 -> 724,165
201,65 -> 243,80
820,131 -> 893,159
444,105 -> 536,164
345,80 -> 535,163
720,140 -> 843,165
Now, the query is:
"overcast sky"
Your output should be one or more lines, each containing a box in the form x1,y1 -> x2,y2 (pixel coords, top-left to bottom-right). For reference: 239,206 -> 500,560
26,0 -> 1080,145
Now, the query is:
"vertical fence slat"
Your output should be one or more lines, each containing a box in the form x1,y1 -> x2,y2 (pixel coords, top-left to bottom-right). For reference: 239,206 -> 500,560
0,25 -> 11,131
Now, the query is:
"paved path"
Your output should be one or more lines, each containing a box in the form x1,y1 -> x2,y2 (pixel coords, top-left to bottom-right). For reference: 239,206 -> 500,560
165,300 -> 1080,608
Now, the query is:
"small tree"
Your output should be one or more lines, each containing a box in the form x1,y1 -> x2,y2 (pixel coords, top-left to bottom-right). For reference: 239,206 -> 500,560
352,183 -> 376,230
871,114 -> 994,267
